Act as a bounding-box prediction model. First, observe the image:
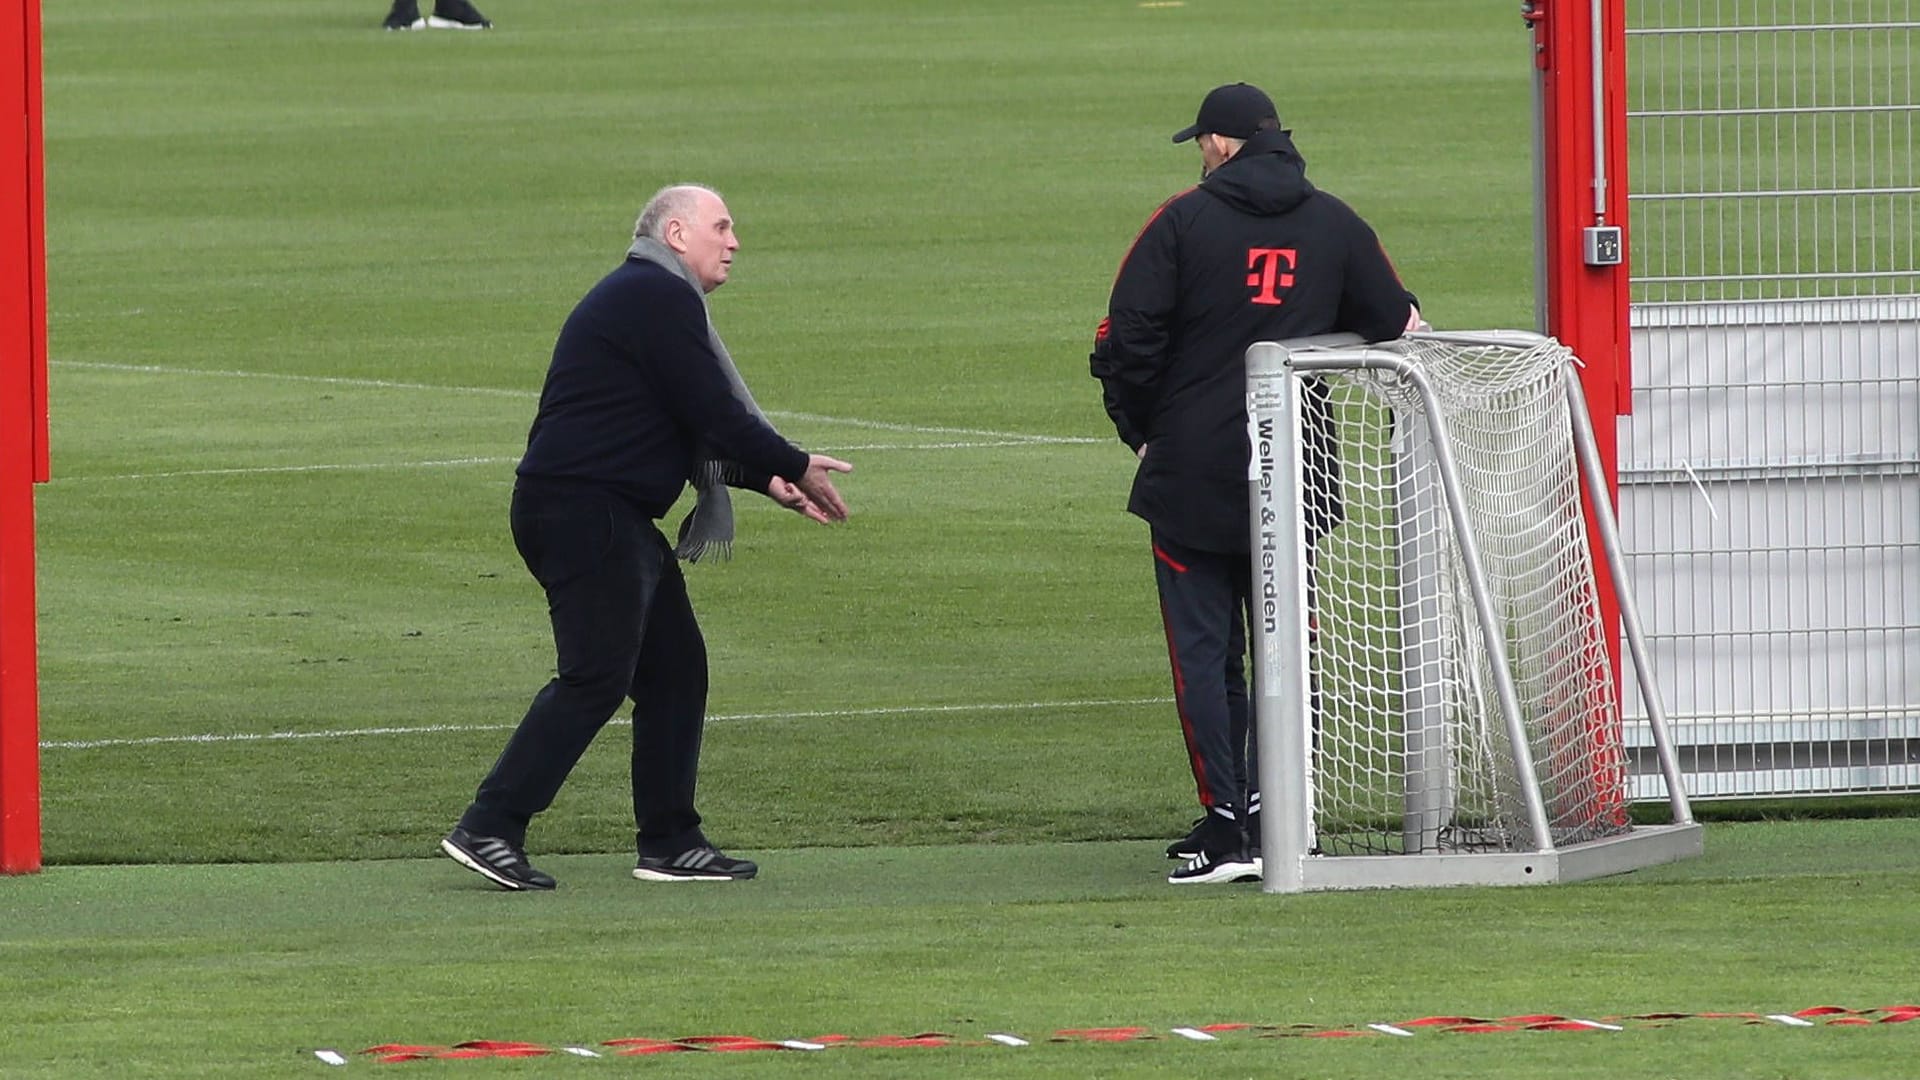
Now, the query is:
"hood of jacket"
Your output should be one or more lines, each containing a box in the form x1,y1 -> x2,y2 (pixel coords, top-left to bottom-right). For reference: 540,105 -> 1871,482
1198,128 -> 1313,217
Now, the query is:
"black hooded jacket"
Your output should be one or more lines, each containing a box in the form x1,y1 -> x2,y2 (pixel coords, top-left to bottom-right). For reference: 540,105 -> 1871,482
1090,129 -> 1414,554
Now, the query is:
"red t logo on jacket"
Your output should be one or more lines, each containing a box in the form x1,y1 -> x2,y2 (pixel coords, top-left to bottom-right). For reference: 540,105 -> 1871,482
1246,248 -> 1297,306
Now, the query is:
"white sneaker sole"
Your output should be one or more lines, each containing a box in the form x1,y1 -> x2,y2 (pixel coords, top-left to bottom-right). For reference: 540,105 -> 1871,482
1168,856 -> 1263,885
441,837 -> 533,890
426,15 -> 489,29
632,866 -> 746,883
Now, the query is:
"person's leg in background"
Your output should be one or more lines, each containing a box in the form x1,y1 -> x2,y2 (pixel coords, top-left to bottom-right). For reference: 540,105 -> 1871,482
1152,529 -> 1260,884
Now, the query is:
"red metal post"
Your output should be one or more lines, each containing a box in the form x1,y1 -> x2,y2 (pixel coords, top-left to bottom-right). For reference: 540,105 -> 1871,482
0,0 -> 46,874
1530,0 -> 1633,612
25,0 -> 42,484
1529,0 -> 1632,819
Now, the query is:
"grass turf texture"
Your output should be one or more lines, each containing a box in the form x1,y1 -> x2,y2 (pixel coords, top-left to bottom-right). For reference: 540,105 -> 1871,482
18,1 -> 1919,1077
5,821 -> 1920,1078
38,0 -> 1538,864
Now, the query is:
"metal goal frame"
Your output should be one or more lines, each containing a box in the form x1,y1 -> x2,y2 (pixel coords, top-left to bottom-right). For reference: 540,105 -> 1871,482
1247,332 -> 1701,893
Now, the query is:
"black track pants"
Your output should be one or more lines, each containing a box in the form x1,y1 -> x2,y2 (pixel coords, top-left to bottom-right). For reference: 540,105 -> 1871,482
1150,529 -> 1257,814
458,487 -> 707,852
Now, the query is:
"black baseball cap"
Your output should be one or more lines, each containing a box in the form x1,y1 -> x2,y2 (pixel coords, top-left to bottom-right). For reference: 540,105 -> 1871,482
1171,82 -> 1279,143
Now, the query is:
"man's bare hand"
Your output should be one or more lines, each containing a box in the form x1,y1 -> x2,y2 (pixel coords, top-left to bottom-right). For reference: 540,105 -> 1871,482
766,476 -> 830,524
794,454 -> 853,522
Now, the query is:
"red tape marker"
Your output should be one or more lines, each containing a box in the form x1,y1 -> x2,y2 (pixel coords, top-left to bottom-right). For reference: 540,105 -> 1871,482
856,1034 -> 954,1048
351,1006 -> 1920,1063
1053,1027 -> 1153,1043
674,1036 -> 790,1052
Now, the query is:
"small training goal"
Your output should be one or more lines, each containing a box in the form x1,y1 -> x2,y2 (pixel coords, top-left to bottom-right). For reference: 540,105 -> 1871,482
1245,330 -> 1700,891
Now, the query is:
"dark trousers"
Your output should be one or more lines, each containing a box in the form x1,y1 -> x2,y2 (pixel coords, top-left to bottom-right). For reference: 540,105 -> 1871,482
458,487 -> 708,853
1151,529 -> 1257,815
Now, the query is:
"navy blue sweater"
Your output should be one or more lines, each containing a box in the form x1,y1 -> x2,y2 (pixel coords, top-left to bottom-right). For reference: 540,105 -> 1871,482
515,259 -> 810,517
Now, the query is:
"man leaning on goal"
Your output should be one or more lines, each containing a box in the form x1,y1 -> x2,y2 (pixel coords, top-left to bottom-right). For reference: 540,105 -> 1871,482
1089,83 -> 1423,885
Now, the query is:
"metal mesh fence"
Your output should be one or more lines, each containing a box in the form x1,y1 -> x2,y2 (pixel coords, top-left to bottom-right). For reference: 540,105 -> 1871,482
1628,0 -> 1920,303
1622,0 -> 1920,798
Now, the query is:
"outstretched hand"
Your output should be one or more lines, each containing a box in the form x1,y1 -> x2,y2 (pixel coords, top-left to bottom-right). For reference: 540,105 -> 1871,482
766,476 -> 830,523
770,454 -> 853,524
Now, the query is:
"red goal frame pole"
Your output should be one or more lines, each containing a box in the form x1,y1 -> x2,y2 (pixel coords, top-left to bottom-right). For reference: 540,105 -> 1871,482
1527,0 -> 1632,815
0,0 -> 46,875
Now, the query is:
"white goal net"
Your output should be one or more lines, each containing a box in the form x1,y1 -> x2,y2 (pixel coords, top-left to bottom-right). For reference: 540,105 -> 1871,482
1247,331 -> 1699,891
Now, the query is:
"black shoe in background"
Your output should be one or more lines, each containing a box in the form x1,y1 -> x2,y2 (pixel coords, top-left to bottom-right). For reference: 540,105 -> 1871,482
382,0 -> 424,30
428,0 -> 492,28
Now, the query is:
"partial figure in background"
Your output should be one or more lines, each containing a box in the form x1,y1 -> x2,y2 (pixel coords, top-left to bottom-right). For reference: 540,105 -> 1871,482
441,184 -> 852,891
1089,83 -> 1422,885
383,0 -> 491,30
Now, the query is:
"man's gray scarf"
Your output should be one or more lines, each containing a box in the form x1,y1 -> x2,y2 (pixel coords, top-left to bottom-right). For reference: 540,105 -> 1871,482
627,235 -> 764,562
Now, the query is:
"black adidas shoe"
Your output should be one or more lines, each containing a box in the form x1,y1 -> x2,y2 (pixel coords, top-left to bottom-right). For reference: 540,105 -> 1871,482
440,827 -> 556,891
1168,848 -> 1262,885
427,0 -> 491,29
1166,811 -> 1248,861
382,0 -> 425,30
1166,817 -> 1206,860
633,845 -> 759,882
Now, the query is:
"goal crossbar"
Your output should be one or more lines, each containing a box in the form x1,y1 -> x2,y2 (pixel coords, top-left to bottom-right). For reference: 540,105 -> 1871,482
1247,331 -> 1698,892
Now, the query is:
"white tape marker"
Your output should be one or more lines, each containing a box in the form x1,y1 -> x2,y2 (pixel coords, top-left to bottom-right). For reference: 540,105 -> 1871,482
313,1049 -> 348,1066
1368,1024 -> 1416,1037
1767,1014 -> 1817,1027
1171,1027 -> 1217,1041
987,1033 -> 1029,1046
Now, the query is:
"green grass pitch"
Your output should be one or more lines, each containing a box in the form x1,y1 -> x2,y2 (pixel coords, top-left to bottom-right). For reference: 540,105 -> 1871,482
7,0 -> 1918,1076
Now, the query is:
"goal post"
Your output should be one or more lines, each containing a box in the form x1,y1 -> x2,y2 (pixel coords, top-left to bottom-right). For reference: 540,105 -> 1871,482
1248,331 -> 1698,893
0,0 -> 47,876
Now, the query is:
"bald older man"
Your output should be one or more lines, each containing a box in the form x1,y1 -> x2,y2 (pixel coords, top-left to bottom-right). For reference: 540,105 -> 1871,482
442,185 -> 852,890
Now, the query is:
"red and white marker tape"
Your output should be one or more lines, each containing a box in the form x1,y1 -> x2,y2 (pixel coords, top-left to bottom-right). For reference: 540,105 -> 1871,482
326,1005 -> 1920,1064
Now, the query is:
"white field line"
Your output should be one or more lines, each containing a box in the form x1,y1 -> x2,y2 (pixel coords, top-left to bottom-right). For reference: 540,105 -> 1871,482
768,409 -> 1083,444
55,360 -> 539,399
71,457 -> 519,482
53,360 -> 1101,446
60,435 -> 1101,483
827,437 -> 1102,449
41,696 -> 1174,751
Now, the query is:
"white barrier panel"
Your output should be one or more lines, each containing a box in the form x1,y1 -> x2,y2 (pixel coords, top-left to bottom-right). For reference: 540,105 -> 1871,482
1621,299 -> 1920,798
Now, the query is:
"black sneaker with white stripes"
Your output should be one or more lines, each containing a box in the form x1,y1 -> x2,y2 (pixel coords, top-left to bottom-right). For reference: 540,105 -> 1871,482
440,827 -> 556,891
1167,809 -> 1257,861
1166,806 -> 1260,884
633,845 -> 759,882
1167,847 -> 1262,885
1166,816 -> 1207,860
